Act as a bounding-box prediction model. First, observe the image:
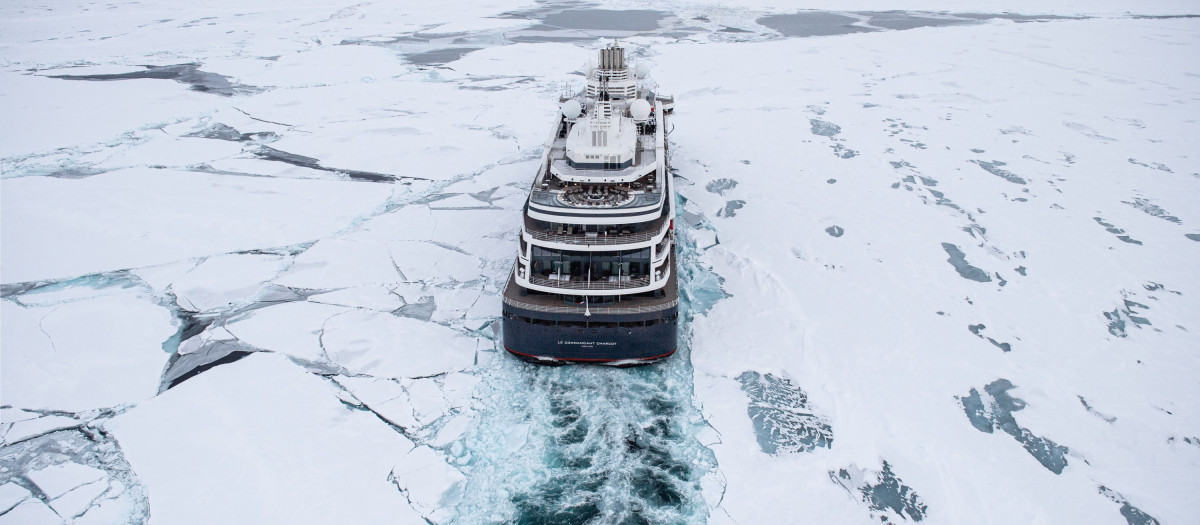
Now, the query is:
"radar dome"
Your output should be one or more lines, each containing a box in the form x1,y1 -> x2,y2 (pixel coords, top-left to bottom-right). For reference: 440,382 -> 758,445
635,62 -> 650,79
561,100 -> 582,119
629,99 -> 652,122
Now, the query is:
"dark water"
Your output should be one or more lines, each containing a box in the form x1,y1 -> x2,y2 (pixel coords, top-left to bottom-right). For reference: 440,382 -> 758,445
759,11 -> 1087,38
941,243 -> 992,283
505,8 -> 673,43
960,379 -> 1071,474
738,371 -> 833,454
831,461 -> 928,522
861,11 -> 969,30
971,160 -> 1027,184
538,9 -> 668,32
48,64 -> 259,96
758,12 -> 874,37
406,47 -> 481,66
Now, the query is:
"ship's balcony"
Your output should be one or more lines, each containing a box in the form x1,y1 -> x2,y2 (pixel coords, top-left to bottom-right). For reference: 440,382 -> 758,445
526,273 -> 651,291
523,212 -> 669,247
514,249 -> 672,296
503,264 -> 679,316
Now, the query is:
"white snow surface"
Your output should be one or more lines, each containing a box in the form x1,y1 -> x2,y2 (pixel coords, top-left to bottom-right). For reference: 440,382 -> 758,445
2,1 -> 1198,524
322,311 -> 480,378
658,17 -> 1200,524
168,253 -> 285,312
0,483 -> 32,514
1,168 -> 394,283
0,499 -> 60,525
104,352 -> 429,524
0,295 -> 175,412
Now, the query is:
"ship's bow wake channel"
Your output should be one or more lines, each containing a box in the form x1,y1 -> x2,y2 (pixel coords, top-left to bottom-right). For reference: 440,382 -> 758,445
456,356 -> 713,524
455,190 -> 723,524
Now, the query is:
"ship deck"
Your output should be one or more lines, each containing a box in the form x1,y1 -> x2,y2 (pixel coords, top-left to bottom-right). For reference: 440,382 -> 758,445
502,264 -> 678,316
522,210 -> 670,246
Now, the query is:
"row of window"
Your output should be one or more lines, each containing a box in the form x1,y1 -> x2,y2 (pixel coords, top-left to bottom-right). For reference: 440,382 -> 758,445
531,246 -> 653,280
502,311 -> 678,328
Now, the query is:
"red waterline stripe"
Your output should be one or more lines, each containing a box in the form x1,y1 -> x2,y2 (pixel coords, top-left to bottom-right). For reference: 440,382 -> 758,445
505,346 -> 676,363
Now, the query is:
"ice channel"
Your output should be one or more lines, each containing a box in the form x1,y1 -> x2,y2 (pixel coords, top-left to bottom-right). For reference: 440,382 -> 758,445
452,195 -> 722,524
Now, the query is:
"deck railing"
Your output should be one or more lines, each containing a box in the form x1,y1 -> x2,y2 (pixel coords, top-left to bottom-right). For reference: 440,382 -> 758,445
502,295 -> 678,314
526,228 -> 658,246
527,274 -> 651,290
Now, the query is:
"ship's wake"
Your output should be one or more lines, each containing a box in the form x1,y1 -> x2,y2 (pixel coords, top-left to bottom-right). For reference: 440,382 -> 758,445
454,204 -> 722,524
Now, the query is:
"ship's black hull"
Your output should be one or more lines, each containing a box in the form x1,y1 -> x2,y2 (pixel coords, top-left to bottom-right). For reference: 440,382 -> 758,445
502,302 -> 678,365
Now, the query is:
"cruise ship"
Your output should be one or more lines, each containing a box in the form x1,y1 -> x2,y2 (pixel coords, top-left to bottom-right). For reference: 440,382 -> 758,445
502,44 -> 678,365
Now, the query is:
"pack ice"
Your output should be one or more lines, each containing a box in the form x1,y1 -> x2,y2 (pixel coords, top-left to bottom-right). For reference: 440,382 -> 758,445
2,0 -> 1197,524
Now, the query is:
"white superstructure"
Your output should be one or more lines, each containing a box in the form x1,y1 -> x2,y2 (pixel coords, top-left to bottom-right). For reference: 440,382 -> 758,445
511,42 -> 676,299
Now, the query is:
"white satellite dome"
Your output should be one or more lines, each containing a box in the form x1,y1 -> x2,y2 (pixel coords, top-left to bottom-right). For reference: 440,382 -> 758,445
635,62 -> 650,79
629,98 -> 651,122
561,99 -> 582,119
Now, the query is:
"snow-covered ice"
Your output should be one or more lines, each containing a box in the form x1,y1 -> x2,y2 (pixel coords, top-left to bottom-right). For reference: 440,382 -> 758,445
1,168 -> 394,283
1,294 -> 175,412
322,311 -> 480,378
3,0 -> 1198,524
104,352 -> 429,524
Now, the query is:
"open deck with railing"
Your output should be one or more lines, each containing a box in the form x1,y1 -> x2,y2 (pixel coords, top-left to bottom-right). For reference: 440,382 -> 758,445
502,266 -> 678,315
523,212 -> 668,246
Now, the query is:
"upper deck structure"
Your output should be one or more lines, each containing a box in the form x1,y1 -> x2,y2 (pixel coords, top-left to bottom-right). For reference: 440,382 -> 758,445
502,43 -> 679,365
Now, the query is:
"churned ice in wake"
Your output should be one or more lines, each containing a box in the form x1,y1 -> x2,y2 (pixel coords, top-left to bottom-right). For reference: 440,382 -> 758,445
451,214 -> 722,524
452,356 -> 715,524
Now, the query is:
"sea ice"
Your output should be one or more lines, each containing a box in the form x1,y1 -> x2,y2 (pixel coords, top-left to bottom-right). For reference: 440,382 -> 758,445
223,300 -> 352,363
1,168 -> 393,283
3,3 -> 1198,525
2,414 -> 80,446
322,310 -> 479,378
105,353 -> 430,523
0,499 -> 60,524
0,296 -> 175,412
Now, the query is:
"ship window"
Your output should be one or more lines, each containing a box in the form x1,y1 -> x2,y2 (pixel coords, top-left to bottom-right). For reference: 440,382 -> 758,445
518,316 -> 532,324
587,295 -> 615,305
594,322 -> 617,329
532,318 -> 555,326
531,247 -> 652,280
646,319 -> 659,326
